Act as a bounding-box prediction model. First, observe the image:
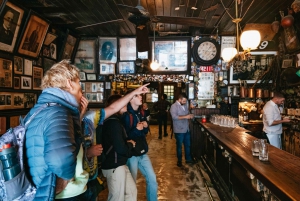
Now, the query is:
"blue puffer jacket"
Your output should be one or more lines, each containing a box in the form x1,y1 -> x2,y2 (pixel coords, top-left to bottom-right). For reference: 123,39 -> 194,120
25,88 -> 81,200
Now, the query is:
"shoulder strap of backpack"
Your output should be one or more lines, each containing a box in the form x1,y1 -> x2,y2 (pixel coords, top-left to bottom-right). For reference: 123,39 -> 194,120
24,103 -> 59,128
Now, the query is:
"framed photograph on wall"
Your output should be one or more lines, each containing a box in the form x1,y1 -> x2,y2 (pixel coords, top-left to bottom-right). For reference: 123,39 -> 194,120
79,71 -> 86,81
99,37 -> 117,63
118,61 -> 135,74
14,56 -> 23,74
0,92 -> 12,110
17,11 -> 49,58
21,76 -> 31,89
229,51 -> 277,84
0,1 -> 24,53
60,31 -> 77,60
43,32 -> 57,46
0,116 -> 6,135
149,37 -> 190,73
74,38 -> 97,73
43,57 -> 56,73
119,38 -> 136,61
86,73 -> 97,81
14,77 -> 20,89
24,59 -> 32,75
49,43 -> 56,59
33,66 -> 43,90
282,59 -> 293,68
0,58 -> 12,87
13,93 -> 24,108
100,63 -> 115,75
138,51 -> 148,59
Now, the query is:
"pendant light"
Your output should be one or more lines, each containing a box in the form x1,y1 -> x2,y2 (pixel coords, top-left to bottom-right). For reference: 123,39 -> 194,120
150,23 -> 159,70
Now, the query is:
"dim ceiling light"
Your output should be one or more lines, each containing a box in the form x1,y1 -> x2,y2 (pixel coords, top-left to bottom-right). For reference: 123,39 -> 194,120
191,7 -> 197,10
175,7 -> 180,10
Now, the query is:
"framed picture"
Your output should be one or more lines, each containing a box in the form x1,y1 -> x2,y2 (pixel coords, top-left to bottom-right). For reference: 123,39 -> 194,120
80,82 -> 85,92
86,73 -> 97,81
10,116 -> 20,128
43,32 -> 57,46
0,92 -> 12,109
138,51 -> 148,59
49,43 -> 56,59
0,116 -> 6,135
119,38 -> 136,60
0,58 -> 12,87
42,45 -> 50,57
14,56 -> 23,74
14,77 -> 20,89
33,66 -> 43,90
13,93 -> 24,108
43,57 -> 56,73
24,93 -> 36,108
118,61 -> 135,74
188,83 -> 195,100
99,37 -> 117,63
21,76 -> 32,89
24,59 -> 32,75
100,63 -> 115,74
74,38 -> 97,73
105,82 -> 111,89
0,1 -> 24,53
282,59 -> 293,68
229,51 -> 277,84
17,11 -> 50,58
79,71 -> 86,81
149,37 -> 190,73
60,31 -> 77,60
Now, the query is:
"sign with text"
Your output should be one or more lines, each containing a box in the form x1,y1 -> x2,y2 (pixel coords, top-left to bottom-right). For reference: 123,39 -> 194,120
200,66 -> 214,72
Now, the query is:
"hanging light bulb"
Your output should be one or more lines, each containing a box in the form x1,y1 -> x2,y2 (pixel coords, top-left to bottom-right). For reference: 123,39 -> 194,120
222,47 -> 237,62
240,30 -> 261,51
150,60 -> 159,70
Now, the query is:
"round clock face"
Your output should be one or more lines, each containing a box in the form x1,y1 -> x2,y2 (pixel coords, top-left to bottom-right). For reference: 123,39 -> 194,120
197,41 -> 217,61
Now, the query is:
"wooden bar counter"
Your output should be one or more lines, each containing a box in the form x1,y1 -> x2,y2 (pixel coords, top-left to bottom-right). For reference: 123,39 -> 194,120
196,120 -> 300,201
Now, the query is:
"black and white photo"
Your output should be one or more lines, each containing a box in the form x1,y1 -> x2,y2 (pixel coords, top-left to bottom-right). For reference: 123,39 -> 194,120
0,2 -> 24,52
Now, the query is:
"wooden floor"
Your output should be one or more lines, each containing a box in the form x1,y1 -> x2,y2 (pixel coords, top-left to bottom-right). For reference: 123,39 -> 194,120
97,125 -> 220,201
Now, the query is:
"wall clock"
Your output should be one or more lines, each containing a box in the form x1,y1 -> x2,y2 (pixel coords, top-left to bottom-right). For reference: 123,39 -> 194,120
192,37 -> 220,66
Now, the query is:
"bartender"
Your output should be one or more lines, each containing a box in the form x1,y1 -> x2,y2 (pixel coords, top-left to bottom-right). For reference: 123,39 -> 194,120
262,91 -> 291,149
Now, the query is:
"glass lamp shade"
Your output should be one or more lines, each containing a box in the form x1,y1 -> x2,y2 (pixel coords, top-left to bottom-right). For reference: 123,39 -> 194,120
240,30 -> 261,50
221,47 -> 237,62
150,60 -> 160,70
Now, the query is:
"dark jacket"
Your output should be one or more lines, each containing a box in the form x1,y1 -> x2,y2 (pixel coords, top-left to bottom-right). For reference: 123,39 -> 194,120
25,88 -> 81,200
101,115 -> 133,169
122,104 -> 149,139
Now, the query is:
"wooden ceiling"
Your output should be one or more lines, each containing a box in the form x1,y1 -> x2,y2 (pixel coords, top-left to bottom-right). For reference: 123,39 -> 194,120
13,0 -> 294,37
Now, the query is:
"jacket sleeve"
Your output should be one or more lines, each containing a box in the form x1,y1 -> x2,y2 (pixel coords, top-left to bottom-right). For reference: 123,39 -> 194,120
43,111 -> 77,180
122,113 -> 143,138
109,120 -> 133,157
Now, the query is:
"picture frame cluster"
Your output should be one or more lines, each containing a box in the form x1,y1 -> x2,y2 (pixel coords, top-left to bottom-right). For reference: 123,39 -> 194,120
81,82 -> 104,103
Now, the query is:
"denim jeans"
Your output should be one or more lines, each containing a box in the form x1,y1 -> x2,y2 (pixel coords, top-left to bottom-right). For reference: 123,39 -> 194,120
175,131 -> 192,162
127,154 -> 158,201
157,113 -> 168,136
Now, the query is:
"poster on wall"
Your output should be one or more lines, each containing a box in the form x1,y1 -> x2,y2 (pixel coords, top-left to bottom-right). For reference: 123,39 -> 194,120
74,39 -> 96,73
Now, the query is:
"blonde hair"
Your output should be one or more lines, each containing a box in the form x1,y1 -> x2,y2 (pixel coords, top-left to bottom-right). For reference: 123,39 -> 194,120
41,60 -> 80,90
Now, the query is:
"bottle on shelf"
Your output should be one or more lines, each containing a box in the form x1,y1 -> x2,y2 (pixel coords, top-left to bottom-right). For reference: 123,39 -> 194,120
243,110 -> 249,122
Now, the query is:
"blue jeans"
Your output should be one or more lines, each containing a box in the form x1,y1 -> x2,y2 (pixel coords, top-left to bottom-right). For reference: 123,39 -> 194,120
127,154 -> 158,201
175,131 -> 192,162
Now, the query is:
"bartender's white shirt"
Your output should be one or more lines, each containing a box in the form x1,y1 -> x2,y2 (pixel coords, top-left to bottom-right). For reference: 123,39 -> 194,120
263,100 -> 282,135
